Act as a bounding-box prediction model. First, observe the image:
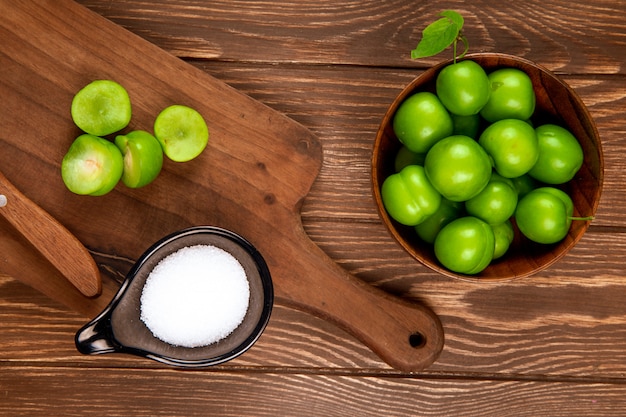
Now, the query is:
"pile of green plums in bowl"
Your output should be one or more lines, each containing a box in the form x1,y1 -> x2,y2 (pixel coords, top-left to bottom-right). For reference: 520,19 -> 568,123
371,53 -> 604,281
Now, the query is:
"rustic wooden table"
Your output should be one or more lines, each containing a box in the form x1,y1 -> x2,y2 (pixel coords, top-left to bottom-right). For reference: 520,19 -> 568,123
2,0 -> 626,415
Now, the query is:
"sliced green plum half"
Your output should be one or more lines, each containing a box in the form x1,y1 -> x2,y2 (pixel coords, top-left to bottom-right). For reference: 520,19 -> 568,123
71,80 -> 132,136
154,104 -> 209,162
61,134 -> 124,196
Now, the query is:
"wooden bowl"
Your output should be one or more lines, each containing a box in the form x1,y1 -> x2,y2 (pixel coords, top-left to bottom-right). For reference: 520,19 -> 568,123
372,53 -> 604,282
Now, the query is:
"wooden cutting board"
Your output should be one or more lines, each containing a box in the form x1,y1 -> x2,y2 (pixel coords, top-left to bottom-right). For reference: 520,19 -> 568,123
0,0 -> 443,371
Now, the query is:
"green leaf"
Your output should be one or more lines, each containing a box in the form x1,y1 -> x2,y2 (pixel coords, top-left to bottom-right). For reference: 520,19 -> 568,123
411,10 -> 465,59
440,10 -> 464,30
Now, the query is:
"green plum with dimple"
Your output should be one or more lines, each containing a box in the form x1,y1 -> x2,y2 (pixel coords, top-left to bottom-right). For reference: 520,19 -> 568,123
529,124 -> 584,184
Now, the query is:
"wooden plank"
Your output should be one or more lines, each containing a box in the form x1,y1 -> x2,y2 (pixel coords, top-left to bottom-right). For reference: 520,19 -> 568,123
77,0 -> 626,74
2,1 -> 626,412
2,366 -> 626,416
3,229 -> 626,375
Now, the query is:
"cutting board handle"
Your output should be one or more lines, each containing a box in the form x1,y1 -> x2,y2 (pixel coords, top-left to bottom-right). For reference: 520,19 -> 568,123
274,222 -> 444,372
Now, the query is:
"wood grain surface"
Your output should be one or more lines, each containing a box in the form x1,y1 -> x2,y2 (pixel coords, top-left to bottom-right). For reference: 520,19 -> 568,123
0,0 -> 443,372
2,0 -> 626,415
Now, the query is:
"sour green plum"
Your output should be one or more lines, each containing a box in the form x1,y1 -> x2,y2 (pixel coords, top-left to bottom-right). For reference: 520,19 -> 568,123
451,113 -> 482,139
528,124 -> 584,184
394,146 -> 426,172
480,68 -> 536,123
492,220 -> 514,259
392,92 -> 453,153
465,176 -> 518,225
515,187 -> 573,244
510,174 -> 537,198
424,135 -> 492,202
434,216 -> 495,275
479,119 -> 539,178
415,198 -> 464,244
381,165 -> 442,226
436,60 -> 490,116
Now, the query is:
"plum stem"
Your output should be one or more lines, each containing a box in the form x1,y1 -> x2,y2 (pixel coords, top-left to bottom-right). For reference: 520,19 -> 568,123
453,34 -> 469,64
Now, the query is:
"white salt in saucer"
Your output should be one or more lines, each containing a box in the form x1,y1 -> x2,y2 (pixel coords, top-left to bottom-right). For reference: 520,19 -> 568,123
75,226 -> 273,367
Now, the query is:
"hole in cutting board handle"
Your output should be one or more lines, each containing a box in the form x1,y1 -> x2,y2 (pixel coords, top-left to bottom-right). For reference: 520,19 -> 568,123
409,332 -> 426,348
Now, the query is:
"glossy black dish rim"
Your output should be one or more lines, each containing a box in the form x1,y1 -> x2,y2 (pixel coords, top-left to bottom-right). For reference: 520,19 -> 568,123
75,225 -> 274,367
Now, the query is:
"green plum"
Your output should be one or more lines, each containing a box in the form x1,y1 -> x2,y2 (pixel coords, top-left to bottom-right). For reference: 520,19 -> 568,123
465,176 -> 518,225
394,146 -> 426,172
381,165 -> 442,226
451,113 -> 482,139
489,171 -> 516,189
424,135 -> 492,202
436,60 -> 491,116
492,220 -> 514,259
392,92 -> 453,153
61,134 -> 124,196
480,68 -> 536,123
515,187 -> 573,244
528,124 -> 584,184
115,130 -> 164,188
479,119 -> 539,178
71,80 -> 132,136
415,198 -> 464,244
154,104 -> 209,162
434,216 -> 495,275
510,174 -> 538,198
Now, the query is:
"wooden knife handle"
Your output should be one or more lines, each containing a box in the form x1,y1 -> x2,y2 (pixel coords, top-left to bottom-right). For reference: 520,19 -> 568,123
0,170 -> 101,297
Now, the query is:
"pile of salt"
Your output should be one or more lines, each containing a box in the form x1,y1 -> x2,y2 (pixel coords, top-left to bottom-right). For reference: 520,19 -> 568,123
140,244 -> 250,348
